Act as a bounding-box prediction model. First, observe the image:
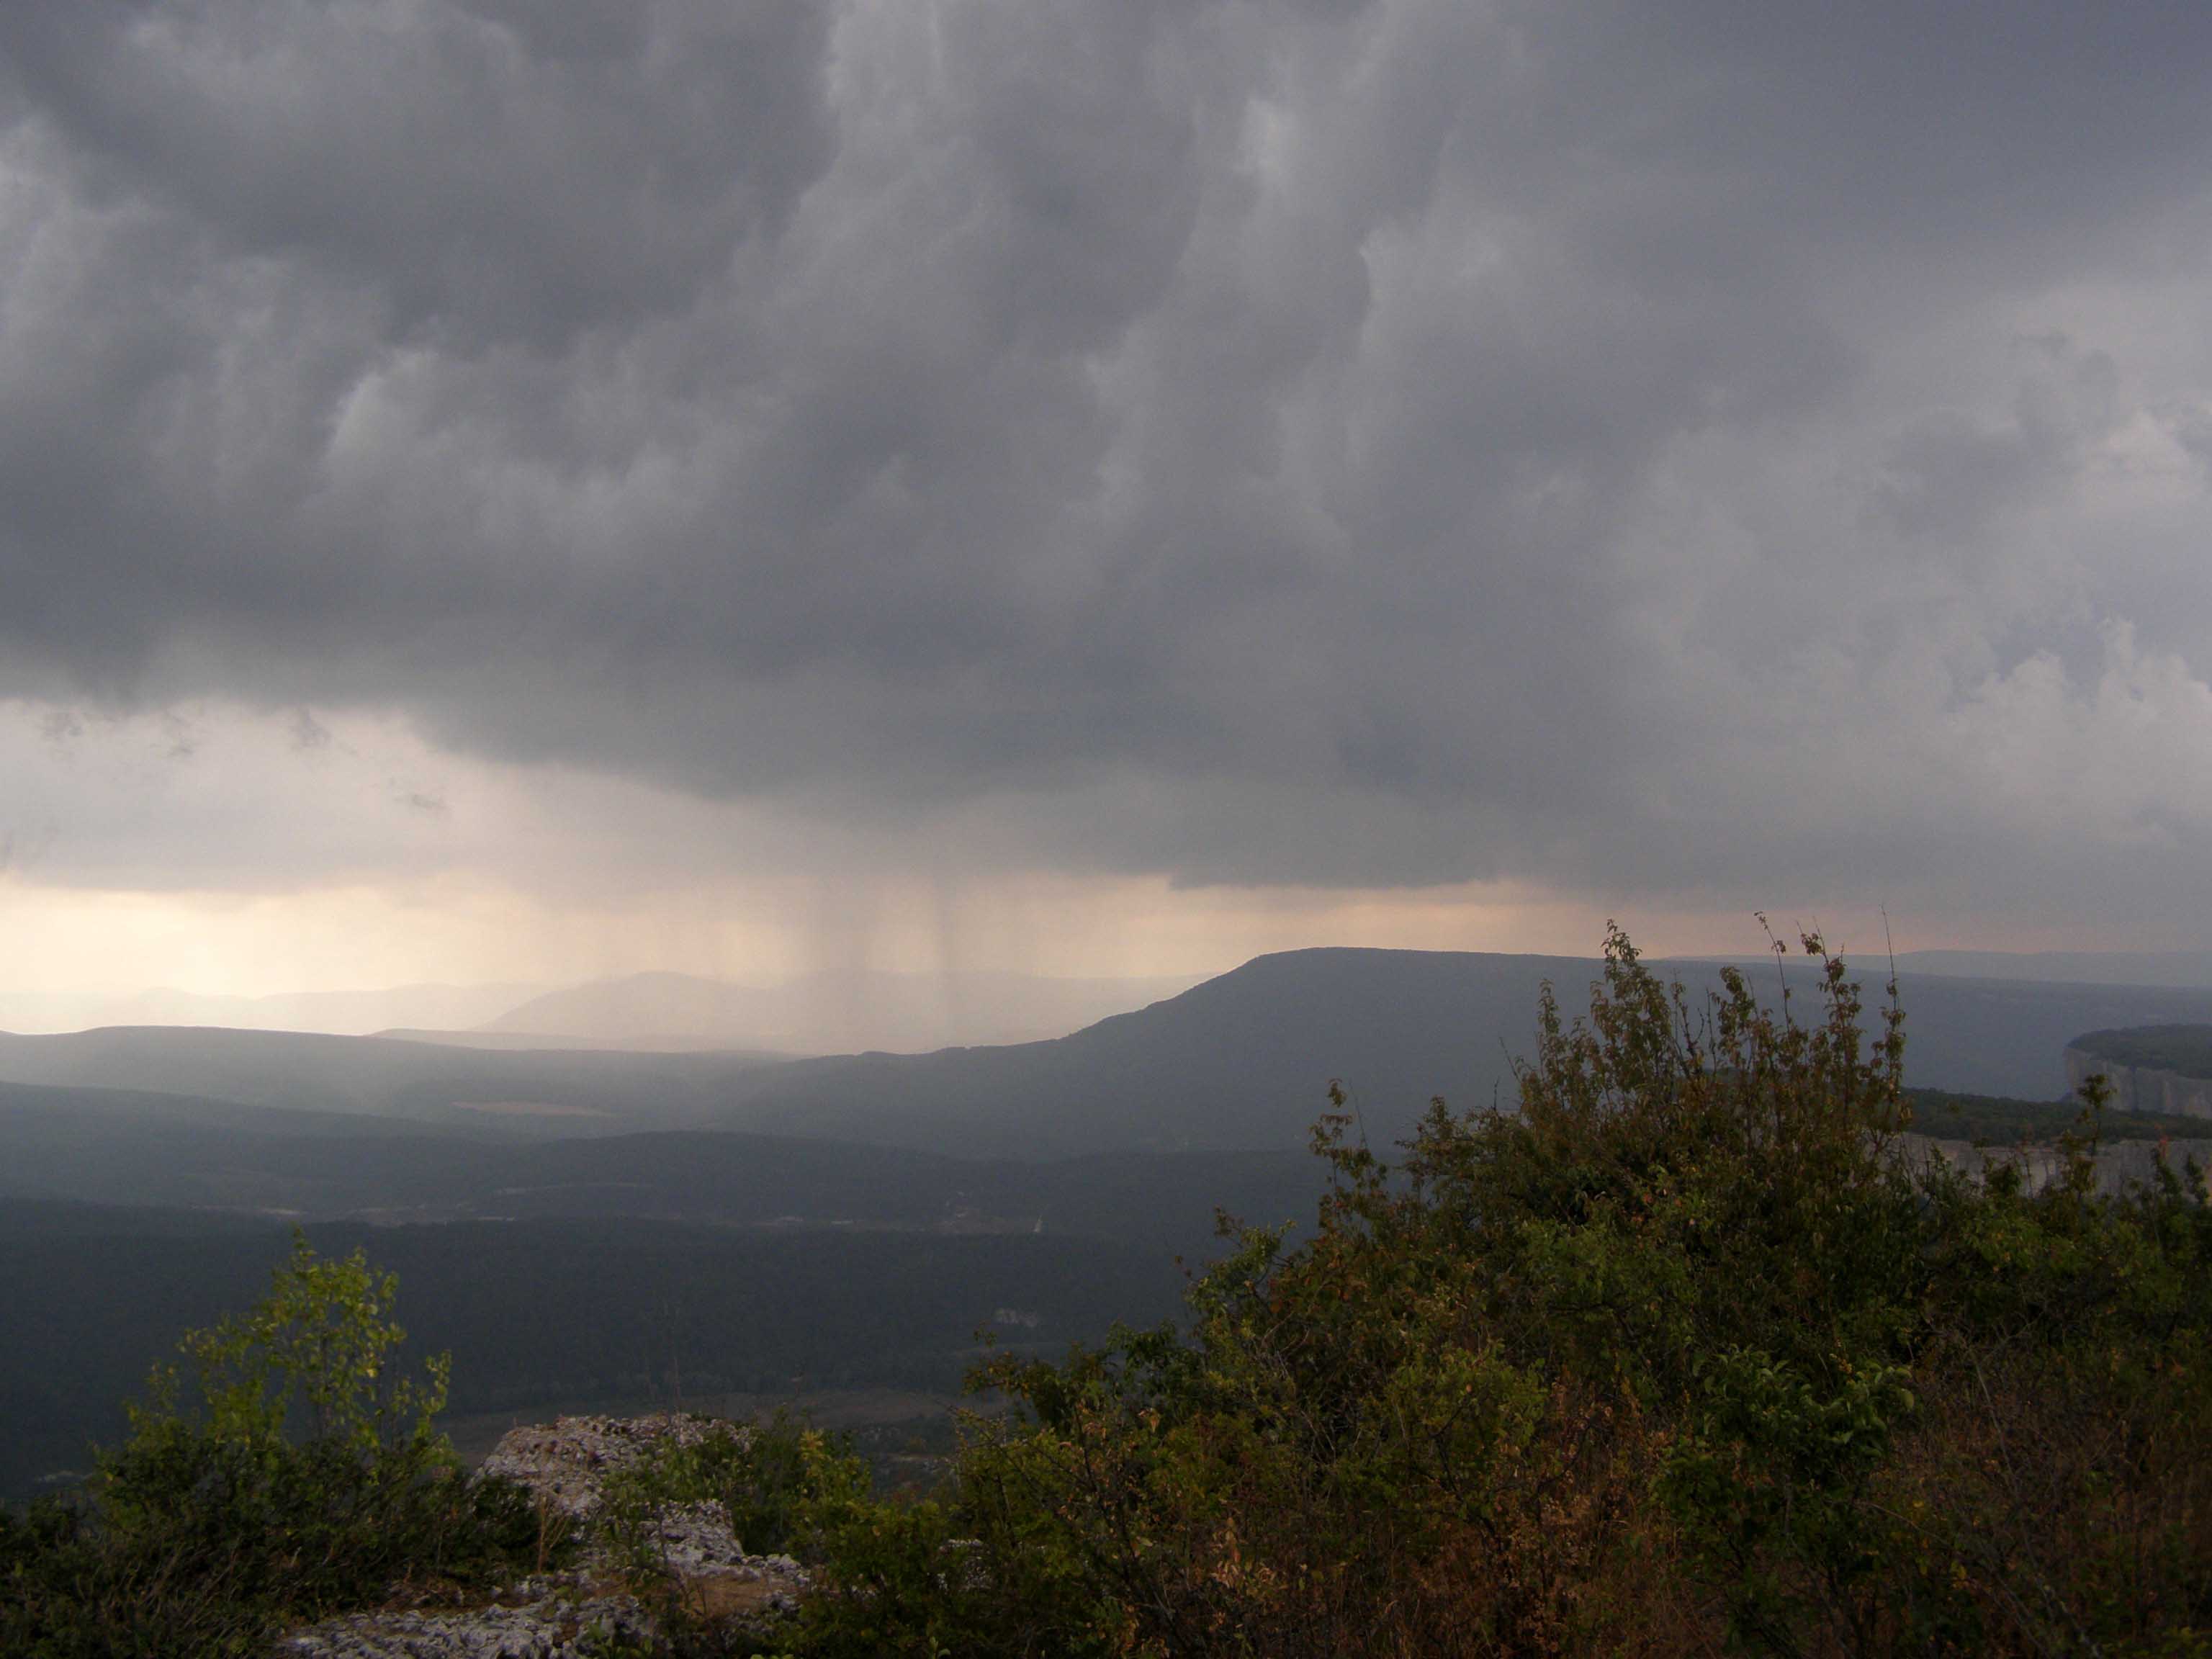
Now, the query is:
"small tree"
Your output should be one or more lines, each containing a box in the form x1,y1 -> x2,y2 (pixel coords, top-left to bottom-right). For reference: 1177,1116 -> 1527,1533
124,1229 -> 448,1466
2,1231 -> 539,1657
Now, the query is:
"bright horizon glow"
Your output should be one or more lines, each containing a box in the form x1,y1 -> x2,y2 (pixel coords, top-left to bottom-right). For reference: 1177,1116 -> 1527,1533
0,868 -> 2138,1010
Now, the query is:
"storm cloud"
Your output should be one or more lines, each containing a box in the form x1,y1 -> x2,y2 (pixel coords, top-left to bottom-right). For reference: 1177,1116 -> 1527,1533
4,0 -> 2212,928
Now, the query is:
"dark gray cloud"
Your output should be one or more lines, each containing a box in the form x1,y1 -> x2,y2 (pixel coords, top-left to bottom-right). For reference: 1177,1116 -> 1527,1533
4,0 -> 2212,928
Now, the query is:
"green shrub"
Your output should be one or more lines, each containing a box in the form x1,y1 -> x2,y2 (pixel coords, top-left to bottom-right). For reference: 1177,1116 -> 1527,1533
593,1413 -> 874,1655
778,927 -> 2212,1658
0,1231 -> 544,1657
598,1411 -> 868,1571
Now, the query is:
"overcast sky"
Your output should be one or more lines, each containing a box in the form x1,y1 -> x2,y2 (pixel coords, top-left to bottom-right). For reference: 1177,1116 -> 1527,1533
4,1 -> 2211,997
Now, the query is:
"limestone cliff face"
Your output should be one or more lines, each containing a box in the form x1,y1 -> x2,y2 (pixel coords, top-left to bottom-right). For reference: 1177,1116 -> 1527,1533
1907,1133 -> 2212,1195
2064,1048 -> 2212,1120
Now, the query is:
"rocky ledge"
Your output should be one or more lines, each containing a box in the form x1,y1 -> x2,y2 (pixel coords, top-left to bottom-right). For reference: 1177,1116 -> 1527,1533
278,1414 -> 809,1659
275,1575 -> 652,1659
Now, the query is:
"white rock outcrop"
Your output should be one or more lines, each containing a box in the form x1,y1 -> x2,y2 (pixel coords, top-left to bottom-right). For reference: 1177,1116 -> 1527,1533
276,1576 -> 652,1659
2064,1047 -> 2212,1120
278,1415 -> 811,1659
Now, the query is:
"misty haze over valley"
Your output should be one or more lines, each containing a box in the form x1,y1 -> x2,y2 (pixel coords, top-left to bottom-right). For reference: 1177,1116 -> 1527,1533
0,968 -> 1204,1053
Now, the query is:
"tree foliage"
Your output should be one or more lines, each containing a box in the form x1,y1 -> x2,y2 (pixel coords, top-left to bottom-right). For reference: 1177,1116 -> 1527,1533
781,928 -> 2212,1657
0,1232 -> 541,1657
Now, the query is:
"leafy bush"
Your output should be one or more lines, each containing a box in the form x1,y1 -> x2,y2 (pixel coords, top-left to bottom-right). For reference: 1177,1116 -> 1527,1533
589,1413 -> 872,1655
780,928 -> 2212,1657
0,1231 -> 544,1657
598,1412 -> 858,1573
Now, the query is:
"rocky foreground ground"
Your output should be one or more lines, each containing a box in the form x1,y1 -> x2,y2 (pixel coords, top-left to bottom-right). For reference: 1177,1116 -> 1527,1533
278,1414 -> 809,1659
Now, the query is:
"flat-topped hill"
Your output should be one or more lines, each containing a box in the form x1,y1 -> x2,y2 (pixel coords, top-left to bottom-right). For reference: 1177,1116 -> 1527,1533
2068,1024 -> 2212,1079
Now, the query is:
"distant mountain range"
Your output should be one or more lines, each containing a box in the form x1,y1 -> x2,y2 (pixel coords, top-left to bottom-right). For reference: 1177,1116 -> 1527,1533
1,968 -> 1203,1055
473,968 -> 1204,1054
9,945 -> 2212,1503
1863,950 -> 2212,989
9,948 -> 2212,1160
12,951 -> 2207,1055
709,949 -> 2212,1156
0,983 -> 544,1039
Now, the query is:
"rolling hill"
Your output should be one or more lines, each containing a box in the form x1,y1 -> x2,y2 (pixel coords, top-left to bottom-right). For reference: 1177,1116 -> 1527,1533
1884,950 -> 2212,989
709,949 -> 2212,1156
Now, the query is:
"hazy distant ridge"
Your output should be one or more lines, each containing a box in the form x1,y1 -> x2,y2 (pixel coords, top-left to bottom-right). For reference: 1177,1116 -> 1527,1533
9,950 -> 2212,1160
1884,950 -> 2212,989
478,968 -> 1203,1054
0,983 -> 544,1039
715,949 -> 2212,1156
